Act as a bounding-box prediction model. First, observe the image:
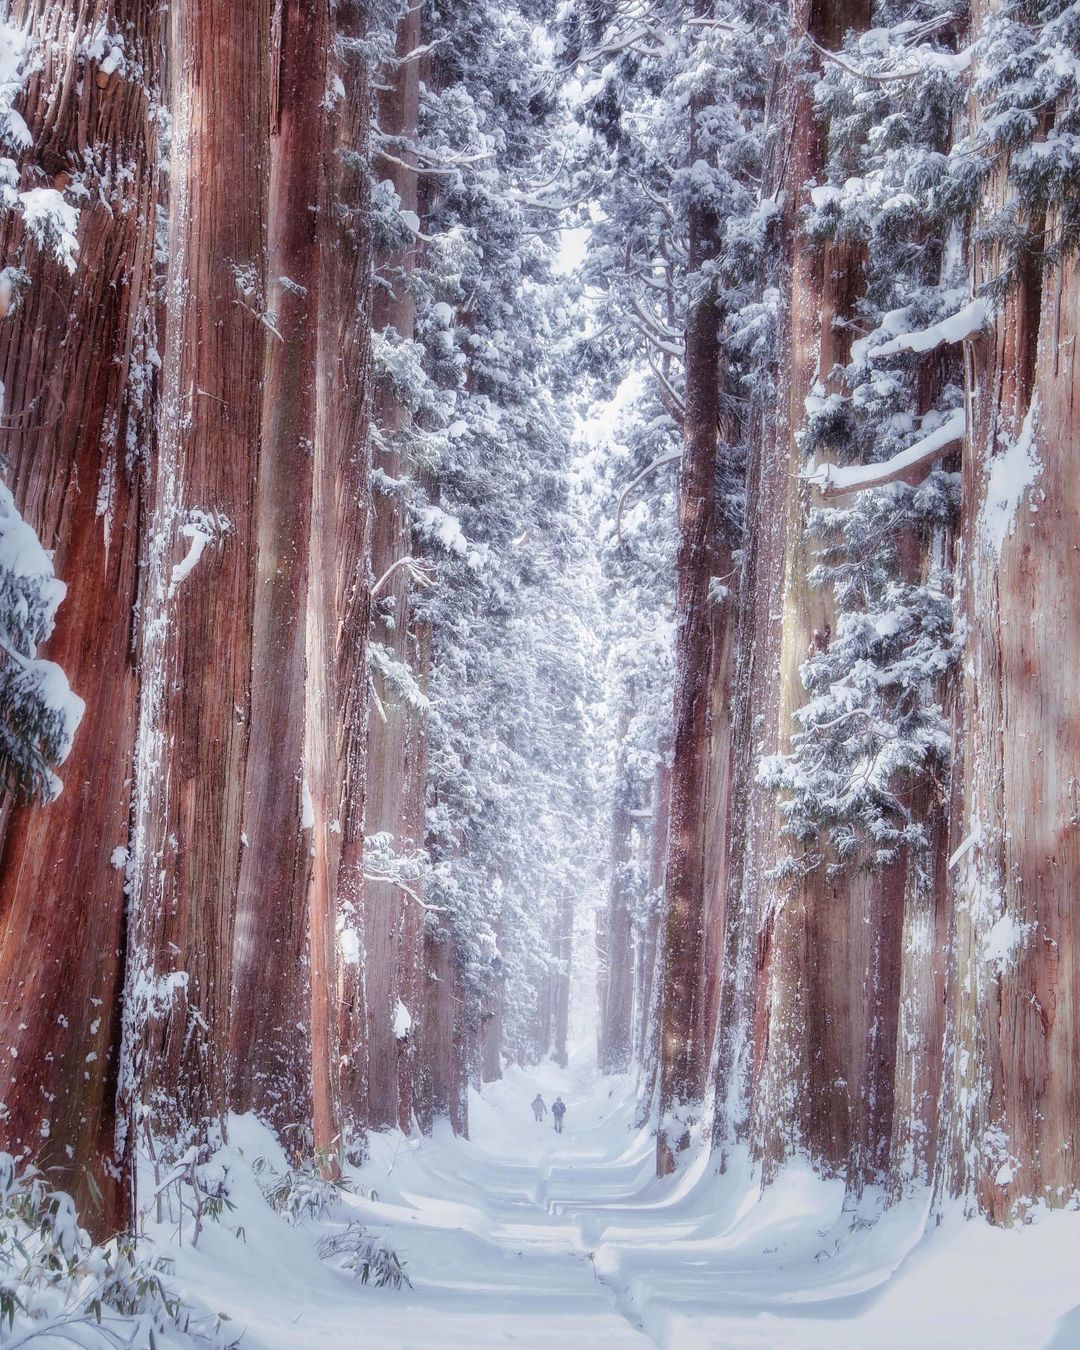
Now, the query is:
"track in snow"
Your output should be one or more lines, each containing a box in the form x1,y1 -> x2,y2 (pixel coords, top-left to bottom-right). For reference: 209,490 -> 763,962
163,1052 -> 1080,1349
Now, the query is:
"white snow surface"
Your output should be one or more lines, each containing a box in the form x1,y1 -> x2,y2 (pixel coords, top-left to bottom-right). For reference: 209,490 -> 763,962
169,522 -> 212,594
169,510 -> 231,596
393,997 -> 413,1039
336,917 -> 361,965
143,1050 -> 1080,1348
980,395 -> 1042,558
984,912 -> 1033,969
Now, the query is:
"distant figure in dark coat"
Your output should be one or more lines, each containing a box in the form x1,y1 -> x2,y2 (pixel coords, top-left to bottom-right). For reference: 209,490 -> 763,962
531,1093 -> 547,1123
552,1096 -> 566,1134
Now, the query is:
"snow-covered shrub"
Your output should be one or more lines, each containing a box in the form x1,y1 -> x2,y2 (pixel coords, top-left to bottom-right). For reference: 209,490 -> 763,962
253,1153 -> 352,1226
0,19 -> 83,801
143,1148 -> 238,1250
0,21 -> 81,274
0,481 -> 84,800
317,1222 -> 412,1288
0,1153 -> 233,1346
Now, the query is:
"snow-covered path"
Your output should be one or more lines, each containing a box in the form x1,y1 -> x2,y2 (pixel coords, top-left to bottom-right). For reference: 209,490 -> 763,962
165,1057 -> 652,1349
162,1054 -> 1080,1349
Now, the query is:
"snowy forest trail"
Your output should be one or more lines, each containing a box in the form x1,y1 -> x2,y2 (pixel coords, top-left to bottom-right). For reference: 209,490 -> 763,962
158,1053 -> 1080,1350
162,1056 -> 654,1350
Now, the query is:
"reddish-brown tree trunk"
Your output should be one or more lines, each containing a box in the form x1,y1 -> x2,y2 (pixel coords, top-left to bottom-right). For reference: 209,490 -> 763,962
313,0 -> 376,1158
121,0 -> 377,1176
417,930 -> 468,1135
121,0 -> 273,1170
228,0 -> 329,1144
600,703 -> 635,1073
707,0 -> 918,1190
0,0 -> 161,1231
636,764 -> 670,1092
656,0 -> 724,1173
362,3 -> 428,1135
940,0 -> 1080,1218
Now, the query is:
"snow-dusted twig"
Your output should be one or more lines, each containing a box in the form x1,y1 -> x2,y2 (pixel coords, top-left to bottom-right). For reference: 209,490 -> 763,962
362,869 -> 447,913
371,554 -> 437,597
627,312 -> 684,361
387,34 -> 451,66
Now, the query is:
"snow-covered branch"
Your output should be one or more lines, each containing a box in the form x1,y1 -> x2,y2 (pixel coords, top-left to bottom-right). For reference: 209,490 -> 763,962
616,449 -> 681,541
852,298 -> 987,364
645,345 -> 685,426
806,407 -> 965,497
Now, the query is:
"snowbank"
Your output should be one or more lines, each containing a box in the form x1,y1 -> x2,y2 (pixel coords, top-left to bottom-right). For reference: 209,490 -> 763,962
117,1057 -> 1080,1348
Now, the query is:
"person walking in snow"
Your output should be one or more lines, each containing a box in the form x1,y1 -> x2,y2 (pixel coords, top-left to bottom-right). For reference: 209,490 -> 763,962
531,1093 -> 547,1123
552,1096 -> 566,1134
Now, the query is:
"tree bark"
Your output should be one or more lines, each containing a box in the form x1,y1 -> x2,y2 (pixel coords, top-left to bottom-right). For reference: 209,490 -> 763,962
121,0 -> 272,1172
941,0 -> 1080,1218
600,702 -> 635,1073
362,2 -> 428,1135
0,0 -> 162,1232
656,0 -> 724,1173
228,0 -> 329,1145
708,0 -> 919,1191
312,0 -> 376,1160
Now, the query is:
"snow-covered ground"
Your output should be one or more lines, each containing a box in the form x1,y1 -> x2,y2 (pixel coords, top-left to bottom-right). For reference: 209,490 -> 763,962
155,1051 -> 1080,1349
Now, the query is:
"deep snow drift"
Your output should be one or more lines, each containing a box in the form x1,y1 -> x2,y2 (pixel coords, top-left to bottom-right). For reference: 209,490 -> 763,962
131,1049 -> 1080,1349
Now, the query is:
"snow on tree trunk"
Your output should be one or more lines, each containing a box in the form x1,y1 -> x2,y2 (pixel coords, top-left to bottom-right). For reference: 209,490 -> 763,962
656,0 -> 726,1175
0,0 -> 160,1233
310,0 -> 376,1160
122,0 -> 273,1165
600,815 -> 635,1074
417,927 -> 468,1136
363,1 -> 429,1135
121,0 -> 377,1183
709,0 -> 916,1187
636,764 -> 670,1108
599,703 -> 635,1074
939,0 -> 1080,1220
697,0 -> 1080,1224
0,0 -> 592,1238
773,0 -> 928,1191
227,0 -> 329,1141
707,10 -> 821,1171
756,28 -> 911,1183
754,0 -> 879,1184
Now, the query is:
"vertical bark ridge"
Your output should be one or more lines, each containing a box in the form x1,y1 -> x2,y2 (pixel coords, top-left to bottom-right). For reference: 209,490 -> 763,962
123,0 -> 272,1165
0,0 -> 161,1232
362,1 -> 427,1134
228,0 -> 329,1144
